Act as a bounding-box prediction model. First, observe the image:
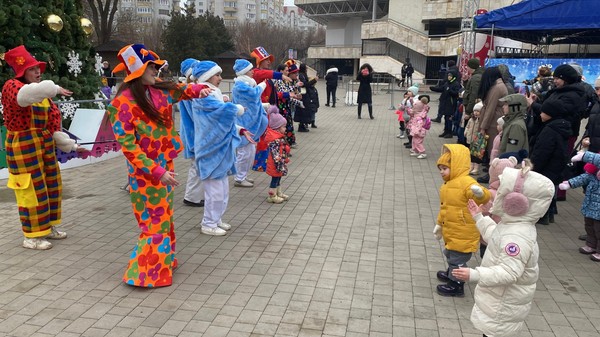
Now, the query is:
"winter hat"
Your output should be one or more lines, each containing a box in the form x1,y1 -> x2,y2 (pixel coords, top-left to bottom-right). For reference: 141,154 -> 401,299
552,64 -> 580,84
193,60 -> 222,83
473,101 -> 484,112
234,59 -> 253,76
497,116 -> 505,128
595,76 -> 600,89
568,62 -> 583,77
113,44 -> 166,83
180,58 -> 199,80
408,85 -> 419,96
467,58 -> 480,70
488,156 -> 518,190
437,151 -> 451,168
541,97 -> 567,119
268,107 -> 286,130
251,46 -> 274,67
4,45 -> 47,78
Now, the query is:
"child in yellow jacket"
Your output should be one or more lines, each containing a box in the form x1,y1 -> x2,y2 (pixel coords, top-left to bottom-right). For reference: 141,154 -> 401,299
433,144 -> 491,297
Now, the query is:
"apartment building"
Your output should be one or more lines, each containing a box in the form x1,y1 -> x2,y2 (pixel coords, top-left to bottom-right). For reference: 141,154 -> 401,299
119,0 -> 174,26
186,0 -> 318,30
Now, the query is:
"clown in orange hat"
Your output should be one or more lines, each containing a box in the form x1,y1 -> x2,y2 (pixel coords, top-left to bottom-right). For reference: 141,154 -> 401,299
107,43 -> 213,288
1,45 -> 75,250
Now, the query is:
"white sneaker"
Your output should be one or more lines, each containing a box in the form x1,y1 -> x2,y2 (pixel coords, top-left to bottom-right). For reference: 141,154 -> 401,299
410,152 -> 419,156
245,177 -> 255,184
417,153 -> 427,159
396,134 -> 401,138
23,237 -> 52,250
399,133 -> 406,139
218,222 -> 231,231
201,226 -> 227,236
47,227 -> 67,240
234,180 -> 254,188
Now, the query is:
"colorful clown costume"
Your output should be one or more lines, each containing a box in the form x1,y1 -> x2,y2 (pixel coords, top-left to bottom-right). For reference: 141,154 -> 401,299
107,83 -> 206,287
2,79 -> 63,238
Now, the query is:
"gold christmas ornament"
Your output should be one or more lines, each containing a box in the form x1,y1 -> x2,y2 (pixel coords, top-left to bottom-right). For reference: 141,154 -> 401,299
80,18 -> 93,35
46,14 -> 64,32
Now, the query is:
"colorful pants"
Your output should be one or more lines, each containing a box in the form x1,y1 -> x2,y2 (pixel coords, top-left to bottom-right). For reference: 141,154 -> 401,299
123,160 -> 177,287
7,129 -> 61,237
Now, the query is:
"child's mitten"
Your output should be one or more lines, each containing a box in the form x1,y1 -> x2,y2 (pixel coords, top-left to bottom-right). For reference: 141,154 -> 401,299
558,181 -> 571,190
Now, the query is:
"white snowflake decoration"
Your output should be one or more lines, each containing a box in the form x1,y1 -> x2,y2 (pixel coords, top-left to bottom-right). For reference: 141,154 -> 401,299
94,91 -> 106,110
67,50 -> 83,77
57,97 -> 80,120
0,92 -> 3,117
94,53 -> 103,76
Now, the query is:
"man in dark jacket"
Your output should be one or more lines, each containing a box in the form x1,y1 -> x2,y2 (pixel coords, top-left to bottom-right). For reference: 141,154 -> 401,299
324,66 -> 338,108
462,58 -> 483,117
430,71 -> 462,138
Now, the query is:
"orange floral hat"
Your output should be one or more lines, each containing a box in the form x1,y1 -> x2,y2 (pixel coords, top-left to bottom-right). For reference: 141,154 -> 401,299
4,45 -> 47,78
112,44 -> 166,82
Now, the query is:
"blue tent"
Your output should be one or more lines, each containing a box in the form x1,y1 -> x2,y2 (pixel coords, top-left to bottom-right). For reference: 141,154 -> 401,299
474,0 -> 600,44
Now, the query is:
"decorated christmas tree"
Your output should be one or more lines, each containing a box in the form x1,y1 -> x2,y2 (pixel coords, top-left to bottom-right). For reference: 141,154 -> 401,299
0,0 -> 101,126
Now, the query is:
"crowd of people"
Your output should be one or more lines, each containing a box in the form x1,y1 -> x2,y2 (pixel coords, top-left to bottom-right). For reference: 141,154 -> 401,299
4,42 -> 600,336
392,58 -> 600,336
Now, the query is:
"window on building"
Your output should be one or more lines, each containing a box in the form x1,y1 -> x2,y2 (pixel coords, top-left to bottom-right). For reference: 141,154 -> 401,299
224,1 -> 236,7
159,9 -> 169,15
246,13 -> 255,19
247,4 -> 255,10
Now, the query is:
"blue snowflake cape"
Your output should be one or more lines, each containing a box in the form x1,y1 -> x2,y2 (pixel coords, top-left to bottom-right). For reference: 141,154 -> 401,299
232,78 -> 268,146
191,94 -> 242,180
179,100 -> 195,159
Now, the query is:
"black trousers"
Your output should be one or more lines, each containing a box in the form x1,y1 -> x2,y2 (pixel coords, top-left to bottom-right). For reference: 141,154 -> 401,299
326,85 -> 337,106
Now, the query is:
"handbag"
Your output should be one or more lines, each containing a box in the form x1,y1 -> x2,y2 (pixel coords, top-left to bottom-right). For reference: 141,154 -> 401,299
470,132 -> 488,160
565,140 -> 585,179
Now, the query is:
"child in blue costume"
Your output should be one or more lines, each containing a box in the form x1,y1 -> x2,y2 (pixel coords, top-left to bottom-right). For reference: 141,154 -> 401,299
178,58 -> 205,207
189,61 -> 254,236
232,59 -> 269,188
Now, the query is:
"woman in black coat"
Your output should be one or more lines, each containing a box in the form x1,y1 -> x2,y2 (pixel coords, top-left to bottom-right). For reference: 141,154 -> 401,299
295,63 -> 319,131
356,63 -> 374,119
530,69 -> 585,224
430,70 -> 461,137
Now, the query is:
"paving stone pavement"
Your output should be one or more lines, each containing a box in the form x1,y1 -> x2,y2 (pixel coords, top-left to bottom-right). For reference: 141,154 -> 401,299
1,82 -> 600,337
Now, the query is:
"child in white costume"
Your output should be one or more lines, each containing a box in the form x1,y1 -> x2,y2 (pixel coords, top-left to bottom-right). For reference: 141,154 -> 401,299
178,58 -> 205,207
232,59 -> 269,187
190,61 -> 254,236
453,162 -> 554,337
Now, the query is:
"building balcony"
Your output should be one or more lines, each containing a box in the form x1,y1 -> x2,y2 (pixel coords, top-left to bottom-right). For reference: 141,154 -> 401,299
295,0 -> 389,25
362,19 -> 461,57
307,45 -> 362,59
224,6 -> 237,11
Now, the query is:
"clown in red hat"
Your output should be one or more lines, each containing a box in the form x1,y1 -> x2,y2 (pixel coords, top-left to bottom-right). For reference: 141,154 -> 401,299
1,45 -> 75,250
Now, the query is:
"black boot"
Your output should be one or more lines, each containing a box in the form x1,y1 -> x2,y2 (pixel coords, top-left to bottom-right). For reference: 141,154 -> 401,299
368,105 -> 374,119
477,174 -> 490,184
537,212 -> 550,225
436,280 -> 464,297
549,213 -> 555,223
298,124 -> 309,132
311,122 -> 317,128
357,105 -> 362,119
436,269 -> 450,282
432,117 -> 442,123
439,131 -> 448,137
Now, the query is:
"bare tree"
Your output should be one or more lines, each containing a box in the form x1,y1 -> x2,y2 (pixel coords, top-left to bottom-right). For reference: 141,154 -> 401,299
228,22 -> 325,65
83,0 -> 120,44
113,11 -> 141,43
140,21 -> 166,52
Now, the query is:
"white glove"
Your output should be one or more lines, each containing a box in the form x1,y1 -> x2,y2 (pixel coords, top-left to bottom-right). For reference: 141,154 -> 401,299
558,181 -> 571,190
433,225 -> 442,241
52,131 -> 78,152
262,103 -> 270,111
470,184 -> 484,198
571,151 -> 585,162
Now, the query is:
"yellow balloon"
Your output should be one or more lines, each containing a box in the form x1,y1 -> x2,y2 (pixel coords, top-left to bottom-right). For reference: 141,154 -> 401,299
80,18 -> 93,35
47,14 -> 64,32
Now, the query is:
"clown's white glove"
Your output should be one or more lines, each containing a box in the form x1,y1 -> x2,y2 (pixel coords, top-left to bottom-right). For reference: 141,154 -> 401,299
558,181 -> 571,190
262,103 -> 270,111
470,184 -> 484,198
571,151 -> 585,162
433,225 -> 442,241
52,131 -> 78,152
